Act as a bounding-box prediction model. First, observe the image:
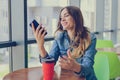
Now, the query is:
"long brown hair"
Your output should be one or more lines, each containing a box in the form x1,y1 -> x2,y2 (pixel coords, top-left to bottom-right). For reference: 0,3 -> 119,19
55,6 -> 91,58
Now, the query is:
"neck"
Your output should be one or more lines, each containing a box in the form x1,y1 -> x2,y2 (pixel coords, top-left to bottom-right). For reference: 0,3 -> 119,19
67,29 -> 75,40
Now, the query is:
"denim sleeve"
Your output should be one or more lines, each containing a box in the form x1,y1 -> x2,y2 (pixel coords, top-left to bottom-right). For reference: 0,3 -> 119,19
75,35 -> 97,77
48,39 -> 60,62
39,39 -> 60,63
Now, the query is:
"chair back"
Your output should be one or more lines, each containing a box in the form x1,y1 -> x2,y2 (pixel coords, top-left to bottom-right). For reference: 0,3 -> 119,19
97,51 -> 120,79
94,53 -> 109,80
96,39 -> 114,48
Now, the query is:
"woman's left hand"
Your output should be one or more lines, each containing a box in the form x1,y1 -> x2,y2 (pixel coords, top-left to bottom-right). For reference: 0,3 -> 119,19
59,49 -> 81,72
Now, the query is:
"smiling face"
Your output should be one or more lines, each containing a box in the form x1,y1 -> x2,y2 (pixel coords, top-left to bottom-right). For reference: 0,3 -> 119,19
60,8 -> 75,31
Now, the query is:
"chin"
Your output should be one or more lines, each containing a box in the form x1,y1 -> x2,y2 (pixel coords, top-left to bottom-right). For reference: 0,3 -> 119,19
63,26 -> 68,30
63,27 -> 67,30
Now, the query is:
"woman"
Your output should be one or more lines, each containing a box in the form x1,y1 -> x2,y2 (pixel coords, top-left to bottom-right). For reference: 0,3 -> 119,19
32,6 -> 97,80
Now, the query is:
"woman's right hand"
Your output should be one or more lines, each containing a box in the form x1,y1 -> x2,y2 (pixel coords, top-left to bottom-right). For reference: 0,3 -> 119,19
32,23 -> 47,48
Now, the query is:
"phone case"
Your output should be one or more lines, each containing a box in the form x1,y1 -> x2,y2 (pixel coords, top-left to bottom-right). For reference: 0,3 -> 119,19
30,19 -> 47,35
29,19 -> 39,30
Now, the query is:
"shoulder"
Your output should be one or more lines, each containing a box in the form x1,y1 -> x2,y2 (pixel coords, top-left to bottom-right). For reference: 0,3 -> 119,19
54,30 -> 65,40
90,32 -> 96,41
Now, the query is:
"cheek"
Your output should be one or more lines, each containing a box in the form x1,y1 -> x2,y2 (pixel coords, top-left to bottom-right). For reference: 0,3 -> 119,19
70,21 -> 74,26
69,20 -> 75,27
68,17 -> 74,25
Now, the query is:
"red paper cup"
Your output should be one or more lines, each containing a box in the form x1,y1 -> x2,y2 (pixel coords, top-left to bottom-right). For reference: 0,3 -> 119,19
42,58 -> 55,80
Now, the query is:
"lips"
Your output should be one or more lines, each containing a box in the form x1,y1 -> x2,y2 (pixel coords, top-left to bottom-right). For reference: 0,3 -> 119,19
62,22 -> 68,26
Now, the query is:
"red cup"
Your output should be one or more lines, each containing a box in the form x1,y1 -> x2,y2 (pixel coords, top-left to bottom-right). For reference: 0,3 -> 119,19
42,58 -> 55,80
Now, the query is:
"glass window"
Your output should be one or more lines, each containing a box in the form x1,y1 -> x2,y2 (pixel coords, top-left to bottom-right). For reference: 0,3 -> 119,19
117,31 -> 120,43
118,0 -> 120,29
28,41 -> 53,67
28,44 -> 41,67
0,48 -> 9,80
0,0 -> 10,79
80,0 -> 96,32
104,0 -> 112,30
0,0 -> 9,42
103,32 -> 111,40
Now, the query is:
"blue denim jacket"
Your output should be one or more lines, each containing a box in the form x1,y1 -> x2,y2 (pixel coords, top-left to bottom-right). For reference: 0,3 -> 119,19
40,31 -> 97,80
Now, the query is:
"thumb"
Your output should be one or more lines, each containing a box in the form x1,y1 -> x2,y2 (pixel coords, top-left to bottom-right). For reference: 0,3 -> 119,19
31,23 -> 36,35
67,49 -> 72,59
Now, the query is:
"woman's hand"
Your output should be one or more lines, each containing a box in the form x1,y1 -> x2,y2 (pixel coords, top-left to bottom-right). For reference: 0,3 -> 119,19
59,49 -> 81,72
32,23 -> 47,48
32,23 -> 47,57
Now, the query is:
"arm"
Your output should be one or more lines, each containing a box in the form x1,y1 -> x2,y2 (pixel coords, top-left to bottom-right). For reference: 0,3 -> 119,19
39,31 -> 64,63
31,23 -> 48,57
75,35 -> 97,77
32,22 -> 61,63
59,34 -> 97,76
39,39 -> 60,63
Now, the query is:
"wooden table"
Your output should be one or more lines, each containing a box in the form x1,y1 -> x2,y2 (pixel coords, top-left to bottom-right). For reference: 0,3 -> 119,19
3,67 -> 43,80
3,67 -> 85,80
97,46 -> 120,55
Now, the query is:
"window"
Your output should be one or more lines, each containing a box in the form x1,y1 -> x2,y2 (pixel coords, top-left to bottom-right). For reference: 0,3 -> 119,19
28,41 -> 53,67
0,0 -> 10,80
80,0 -> 96,32
103,0 -> 112,40
117,31 -> 120,43
104,0 -> 112,30
0,0 -> 9,42
0,48 -> 9,80
103,32 -> 111,40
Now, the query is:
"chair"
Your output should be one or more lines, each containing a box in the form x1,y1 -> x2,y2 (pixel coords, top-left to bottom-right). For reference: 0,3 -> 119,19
96,39 -> 114,48
97,51 -> 120,79
94,53 -> 109,80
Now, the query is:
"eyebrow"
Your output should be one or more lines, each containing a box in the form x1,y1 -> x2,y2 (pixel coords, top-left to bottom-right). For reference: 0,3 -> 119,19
64,12 -> 69,15
61,12 -> 69,17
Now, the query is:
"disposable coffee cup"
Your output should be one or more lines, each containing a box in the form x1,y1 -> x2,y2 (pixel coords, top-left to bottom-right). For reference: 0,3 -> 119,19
42,58 -> 55,80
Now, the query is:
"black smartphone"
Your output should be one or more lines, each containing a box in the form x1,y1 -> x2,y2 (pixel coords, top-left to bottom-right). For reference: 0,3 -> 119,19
30,19 -> 47,35
29,19 -> 39,30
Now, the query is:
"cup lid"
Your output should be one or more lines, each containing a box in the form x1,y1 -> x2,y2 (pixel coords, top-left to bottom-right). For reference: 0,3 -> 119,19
42,57 -> 55,63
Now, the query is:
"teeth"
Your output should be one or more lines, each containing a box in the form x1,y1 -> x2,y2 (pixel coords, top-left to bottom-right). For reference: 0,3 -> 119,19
63,23 -> 67,25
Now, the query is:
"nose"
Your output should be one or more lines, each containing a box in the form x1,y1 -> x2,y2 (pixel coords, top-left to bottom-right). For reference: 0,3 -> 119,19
61,17 -> 65,22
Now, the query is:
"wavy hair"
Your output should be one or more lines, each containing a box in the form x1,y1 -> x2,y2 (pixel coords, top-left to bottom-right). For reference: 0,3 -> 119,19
55,6 -> 91,58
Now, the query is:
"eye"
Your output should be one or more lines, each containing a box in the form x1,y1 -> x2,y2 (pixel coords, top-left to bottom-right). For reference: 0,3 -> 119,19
64,14 -> 69,17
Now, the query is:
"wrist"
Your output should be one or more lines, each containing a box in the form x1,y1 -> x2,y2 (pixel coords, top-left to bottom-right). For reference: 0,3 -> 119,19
37,41 -> 44,49
39,45 -> 44,49
73,63 -> 81,73
38,46 -> 47,58
39,46 -> 44,50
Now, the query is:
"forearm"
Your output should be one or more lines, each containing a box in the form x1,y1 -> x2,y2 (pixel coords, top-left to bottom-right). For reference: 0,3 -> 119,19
39,46 -> 47,58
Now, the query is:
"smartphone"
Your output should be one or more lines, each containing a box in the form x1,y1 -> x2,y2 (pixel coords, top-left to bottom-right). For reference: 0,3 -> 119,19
29,19 -> 39,30
30,19 -> 47,35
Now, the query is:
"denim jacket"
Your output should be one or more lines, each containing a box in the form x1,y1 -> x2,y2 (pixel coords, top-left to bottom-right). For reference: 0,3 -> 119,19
40,31 -> 97,80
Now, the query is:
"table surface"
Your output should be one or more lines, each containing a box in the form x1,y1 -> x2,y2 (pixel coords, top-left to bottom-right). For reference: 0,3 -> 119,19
3,67 -> 43,80
3,67 -> 85,80
97,46 -> 120,55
